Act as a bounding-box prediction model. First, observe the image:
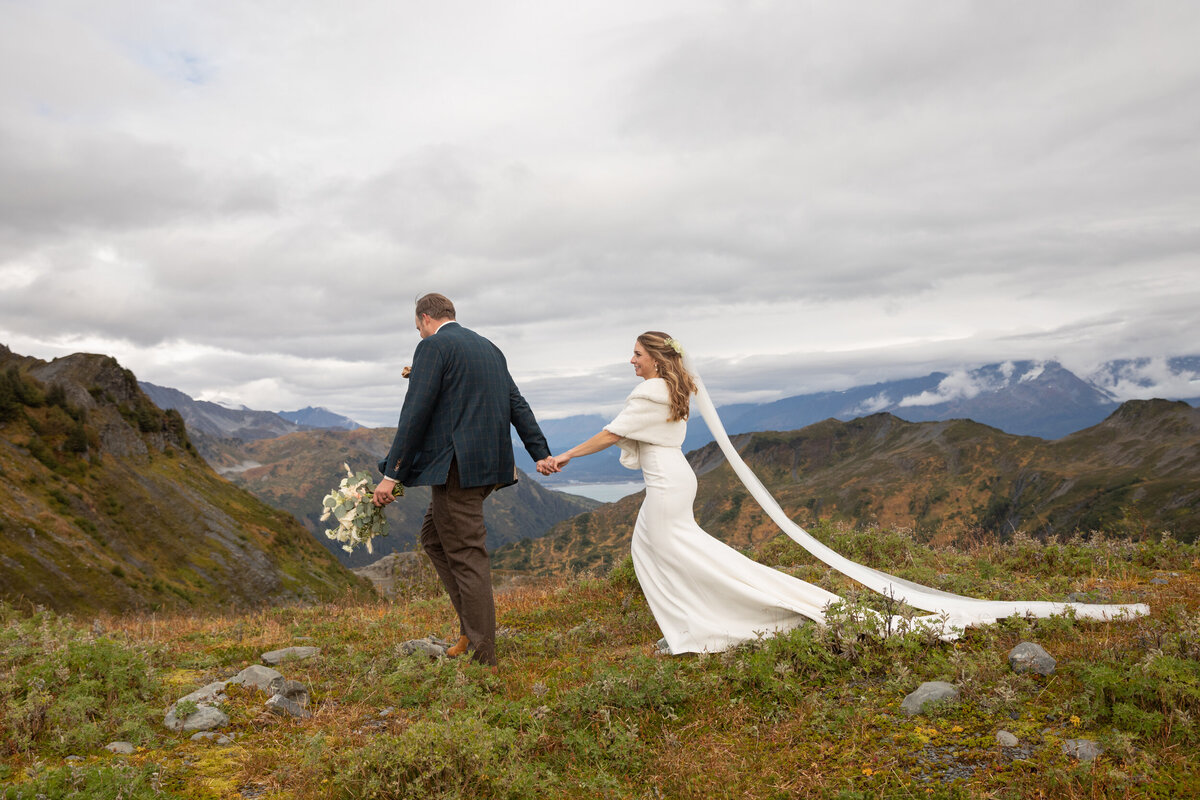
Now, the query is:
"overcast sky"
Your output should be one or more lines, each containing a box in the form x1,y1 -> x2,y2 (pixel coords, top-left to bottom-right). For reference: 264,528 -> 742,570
2,1 -> 1198,425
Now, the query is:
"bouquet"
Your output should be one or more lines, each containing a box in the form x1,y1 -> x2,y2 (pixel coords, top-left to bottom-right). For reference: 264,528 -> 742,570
320,463 -> 403,554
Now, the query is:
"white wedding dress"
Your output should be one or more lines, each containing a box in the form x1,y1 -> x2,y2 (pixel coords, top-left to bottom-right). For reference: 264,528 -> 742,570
630,440 -> 840,653
605,374 -> 1149,655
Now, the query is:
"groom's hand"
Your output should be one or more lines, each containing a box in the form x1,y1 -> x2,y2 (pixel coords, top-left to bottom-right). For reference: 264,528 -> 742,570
373,478 -> 398,507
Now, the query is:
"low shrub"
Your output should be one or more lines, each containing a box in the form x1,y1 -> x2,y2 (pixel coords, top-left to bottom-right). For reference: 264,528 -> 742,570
0,609 -> 164,755
331,715 -> 548,799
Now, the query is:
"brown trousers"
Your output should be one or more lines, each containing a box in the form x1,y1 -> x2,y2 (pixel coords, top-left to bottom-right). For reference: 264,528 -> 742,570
419,459 -> 497,665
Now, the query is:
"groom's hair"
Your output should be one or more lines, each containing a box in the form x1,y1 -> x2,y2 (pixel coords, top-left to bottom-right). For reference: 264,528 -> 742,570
415,293 -> 456,320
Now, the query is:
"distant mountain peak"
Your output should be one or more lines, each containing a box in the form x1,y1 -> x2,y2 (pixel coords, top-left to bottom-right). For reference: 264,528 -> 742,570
277,406 -> 361,431
139,382 -> 303,441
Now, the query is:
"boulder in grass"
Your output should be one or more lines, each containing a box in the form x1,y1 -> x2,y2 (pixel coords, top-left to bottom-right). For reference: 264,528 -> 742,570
177,681 -> 229,706
1063,738 -> 1103,762
230,665 -> 284,693
164,704 -> 228,732
104,741 -> 135,755
275,678 -> 310,708
1008,642 -> 1056,676
398,636 -> 450,658
261,646 -> 320,666
901,681 -> 960,716
266,693 -> 312,719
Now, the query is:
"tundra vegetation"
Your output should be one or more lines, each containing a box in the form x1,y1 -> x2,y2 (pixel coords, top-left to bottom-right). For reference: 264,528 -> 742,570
3,523 -> 1198,799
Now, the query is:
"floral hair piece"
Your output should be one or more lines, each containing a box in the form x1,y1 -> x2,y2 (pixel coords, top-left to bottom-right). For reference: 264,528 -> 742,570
664,337 -> 685,356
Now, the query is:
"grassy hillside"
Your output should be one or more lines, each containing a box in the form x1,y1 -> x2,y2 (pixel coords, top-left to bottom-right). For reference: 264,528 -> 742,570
1,525 -> 1197,798
0,347 -> 369,615
209,427 -> 599,568
495,402 -> 1200,576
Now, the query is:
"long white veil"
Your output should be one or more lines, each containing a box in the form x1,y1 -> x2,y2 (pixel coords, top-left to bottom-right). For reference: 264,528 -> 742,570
684,357 -> 1149,629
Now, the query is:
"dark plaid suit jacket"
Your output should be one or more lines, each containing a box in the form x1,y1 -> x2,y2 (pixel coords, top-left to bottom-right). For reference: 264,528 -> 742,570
380,322 -> 550,489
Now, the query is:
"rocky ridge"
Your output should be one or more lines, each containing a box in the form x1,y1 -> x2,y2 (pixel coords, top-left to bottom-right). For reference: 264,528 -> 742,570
0,345 -> 369,614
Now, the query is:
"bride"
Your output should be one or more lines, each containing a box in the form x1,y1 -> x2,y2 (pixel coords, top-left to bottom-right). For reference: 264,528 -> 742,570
538,331 -> 1149,655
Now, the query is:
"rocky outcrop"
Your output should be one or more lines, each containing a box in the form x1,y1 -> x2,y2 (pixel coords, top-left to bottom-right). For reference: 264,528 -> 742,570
0,347 -> 369,615
163,655 -> 318,733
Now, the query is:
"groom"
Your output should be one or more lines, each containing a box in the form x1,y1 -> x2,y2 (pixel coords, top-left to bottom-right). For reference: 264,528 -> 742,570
372,293 -> 552,666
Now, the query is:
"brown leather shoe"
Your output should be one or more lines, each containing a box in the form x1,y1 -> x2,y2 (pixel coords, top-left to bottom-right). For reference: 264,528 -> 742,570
445,635 -> 470,658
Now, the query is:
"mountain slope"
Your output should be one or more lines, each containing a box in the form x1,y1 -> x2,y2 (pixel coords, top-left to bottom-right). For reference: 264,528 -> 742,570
495,400 -> 1200,575
218,427 -> 600,568
139,381 -> 305,441
0,346 -> 369,614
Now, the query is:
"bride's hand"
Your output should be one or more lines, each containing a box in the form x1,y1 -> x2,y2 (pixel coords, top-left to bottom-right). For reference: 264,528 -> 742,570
551,454 -> 571,470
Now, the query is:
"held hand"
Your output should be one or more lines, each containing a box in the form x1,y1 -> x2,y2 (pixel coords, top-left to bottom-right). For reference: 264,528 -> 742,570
535,458 -> 557,475
551,454 -> 571,470
372,478 -> 398,507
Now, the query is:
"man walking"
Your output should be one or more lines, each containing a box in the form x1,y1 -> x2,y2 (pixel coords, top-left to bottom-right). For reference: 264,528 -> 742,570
372,293 -> 552,666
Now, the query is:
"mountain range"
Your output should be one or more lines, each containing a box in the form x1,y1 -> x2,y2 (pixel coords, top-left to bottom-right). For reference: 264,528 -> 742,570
140,381 -> 360,440
0,346 -> 368,615
494,399 -> 1200,575
527,356 -> 1200,486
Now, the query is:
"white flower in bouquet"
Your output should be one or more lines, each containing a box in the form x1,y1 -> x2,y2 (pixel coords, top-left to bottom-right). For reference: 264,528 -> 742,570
319,463 -> 403,554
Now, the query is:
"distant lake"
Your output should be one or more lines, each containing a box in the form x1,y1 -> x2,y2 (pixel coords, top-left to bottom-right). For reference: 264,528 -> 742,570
547,481 -> 644,503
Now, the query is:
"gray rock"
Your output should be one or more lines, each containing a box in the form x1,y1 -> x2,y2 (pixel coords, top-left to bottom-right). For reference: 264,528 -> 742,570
164,704 -> 229,732
261,646 -> 320,666
276,678 -> 309,707
901,681 -> 960,716
177,680 -> 229,706
229,665 -> 284,693
1150,577 -> 1169,585
996,730 -> 1019,747
104,741 -> 135,755
399,637 -> 448,658
1063,738 -> 1103,762
65,755 -> 83,762
1009,642 -> 1056,676
266,692 -> 312,719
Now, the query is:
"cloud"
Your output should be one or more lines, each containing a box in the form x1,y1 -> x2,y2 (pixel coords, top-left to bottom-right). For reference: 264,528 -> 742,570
1,1 -> 1199,425
850,392 -> 893,416
898,371 -> 995,408
1086,357 -> 1200,402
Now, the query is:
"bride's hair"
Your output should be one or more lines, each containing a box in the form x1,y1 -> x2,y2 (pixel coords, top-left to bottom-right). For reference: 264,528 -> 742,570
638,331 -> 697,422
